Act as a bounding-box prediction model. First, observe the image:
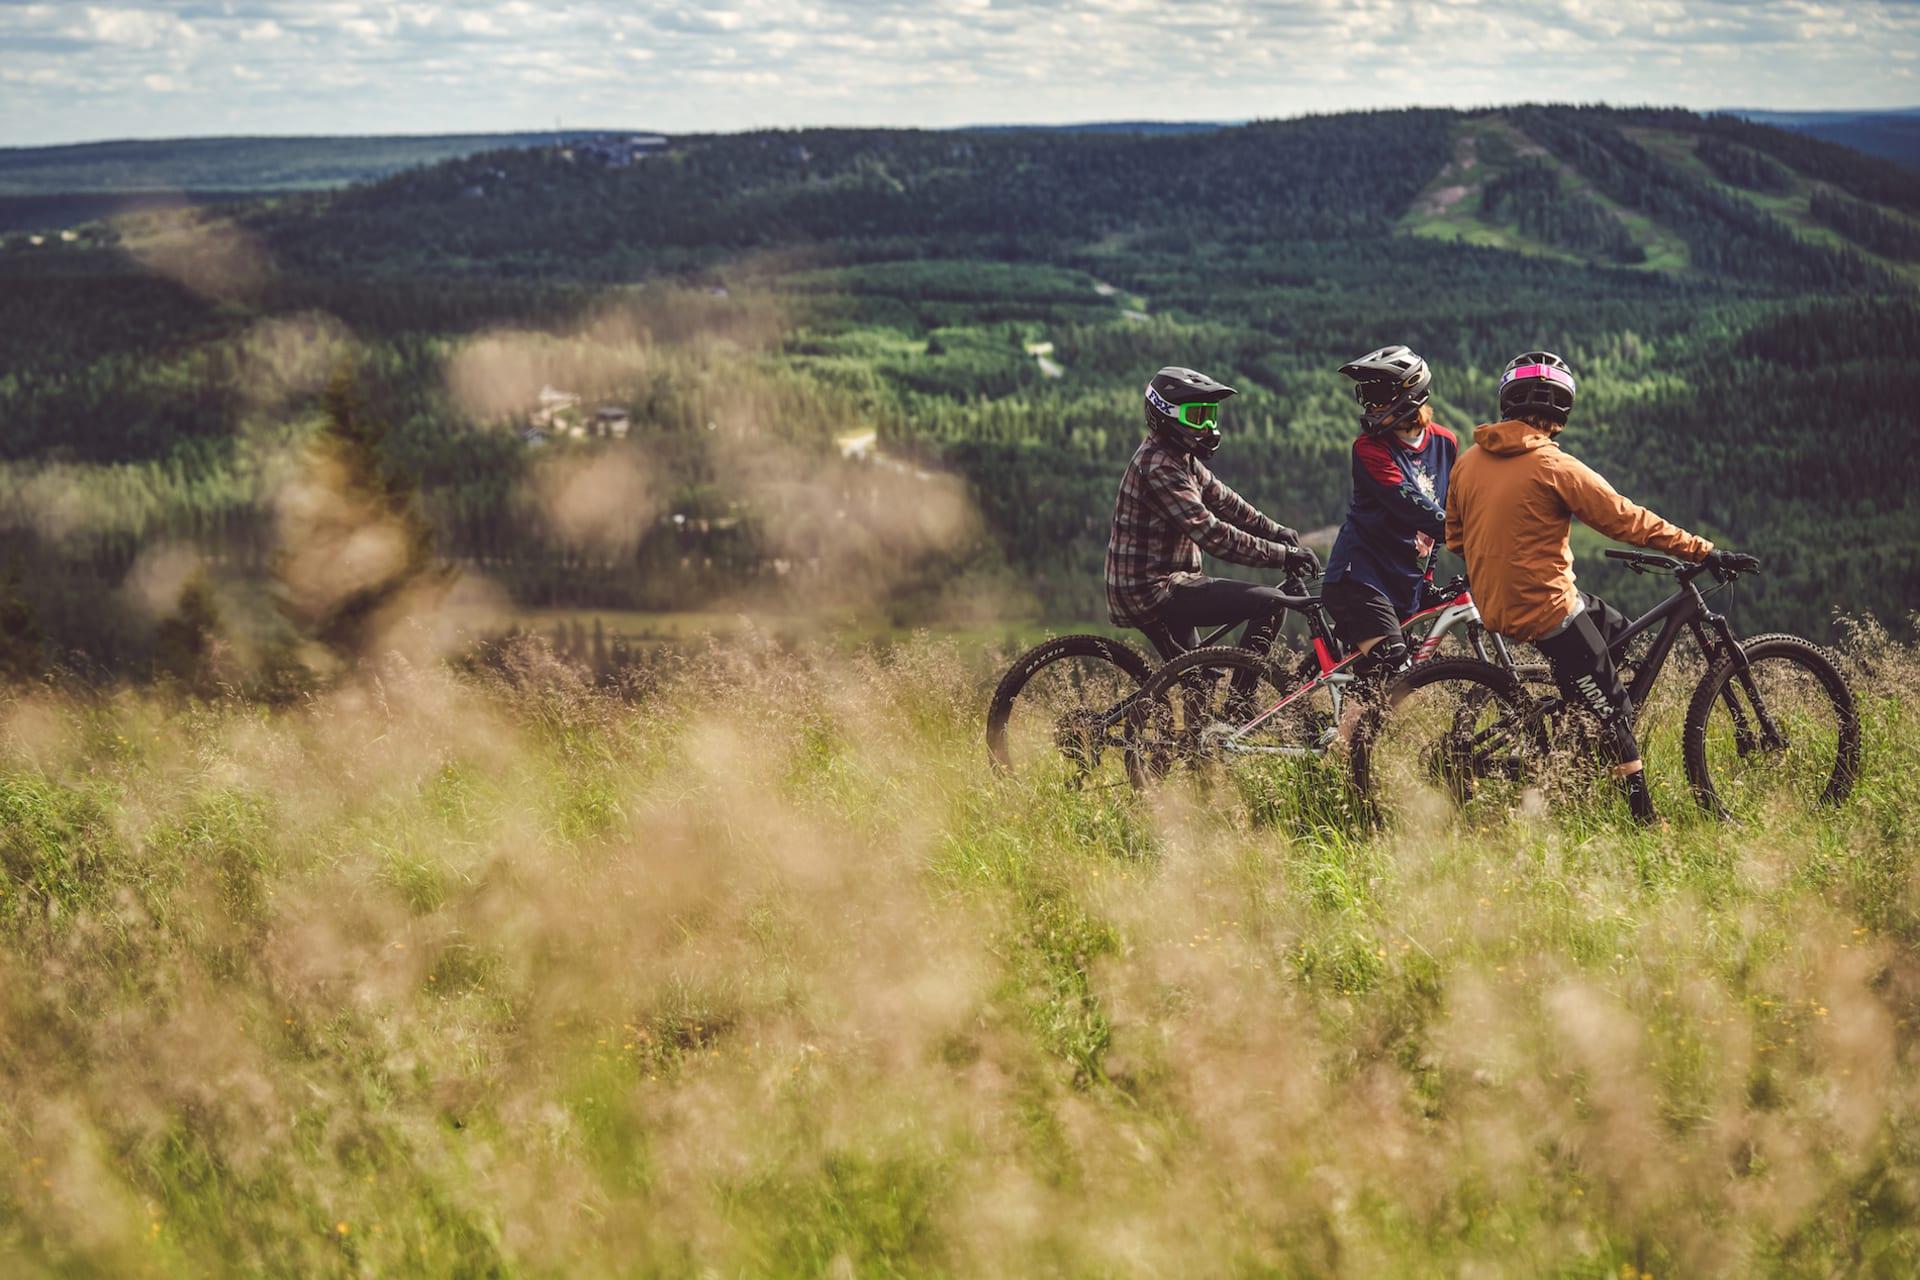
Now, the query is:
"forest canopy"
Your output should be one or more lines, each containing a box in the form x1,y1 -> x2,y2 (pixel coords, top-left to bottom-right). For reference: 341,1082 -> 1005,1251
1,104 -> 1915,671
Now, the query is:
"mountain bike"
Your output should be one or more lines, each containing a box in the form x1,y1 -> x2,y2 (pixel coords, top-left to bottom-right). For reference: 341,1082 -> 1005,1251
1116,574 -> 1512,790
1349,550 -> 1860,827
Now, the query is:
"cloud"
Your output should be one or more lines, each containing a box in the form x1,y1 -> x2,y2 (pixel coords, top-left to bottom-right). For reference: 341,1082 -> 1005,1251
73,5 -> 195,49
0,0 -> 1915,144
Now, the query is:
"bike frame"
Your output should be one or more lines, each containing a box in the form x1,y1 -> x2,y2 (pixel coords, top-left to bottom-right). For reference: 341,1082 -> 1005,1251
1225,589 -> 1491,754
1581,562 -> 1786,749
1449,558 -> 1786,772
1602,569 -> 1735,709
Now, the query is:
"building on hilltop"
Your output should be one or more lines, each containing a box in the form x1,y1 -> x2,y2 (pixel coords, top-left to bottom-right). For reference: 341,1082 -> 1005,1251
568,134 -> 671,167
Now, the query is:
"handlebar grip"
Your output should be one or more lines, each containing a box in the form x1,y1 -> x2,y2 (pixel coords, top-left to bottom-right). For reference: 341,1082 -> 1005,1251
1702,552 -> 1762,583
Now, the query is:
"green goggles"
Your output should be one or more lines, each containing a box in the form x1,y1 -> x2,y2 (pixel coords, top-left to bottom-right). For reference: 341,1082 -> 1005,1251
1175,401 -> 1222,430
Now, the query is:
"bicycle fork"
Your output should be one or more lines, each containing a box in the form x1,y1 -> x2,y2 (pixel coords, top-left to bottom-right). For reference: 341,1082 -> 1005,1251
1693,614 -> 1788,756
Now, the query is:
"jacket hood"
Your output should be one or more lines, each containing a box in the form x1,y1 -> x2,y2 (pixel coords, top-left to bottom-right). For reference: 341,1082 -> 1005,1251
1472,419 -> 1557,457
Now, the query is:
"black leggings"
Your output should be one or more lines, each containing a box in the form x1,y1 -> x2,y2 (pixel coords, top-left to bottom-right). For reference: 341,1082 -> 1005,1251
1532,594 -> 1641,765
1137,577 -> 1289,662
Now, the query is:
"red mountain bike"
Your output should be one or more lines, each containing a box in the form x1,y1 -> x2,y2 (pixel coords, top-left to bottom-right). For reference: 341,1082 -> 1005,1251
1120,575 -> 1514,789
986,569 -> 1510,789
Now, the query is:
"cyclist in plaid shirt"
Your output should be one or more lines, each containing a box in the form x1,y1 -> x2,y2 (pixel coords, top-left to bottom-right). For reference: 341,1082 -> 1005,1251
1106,367 -> 1319,660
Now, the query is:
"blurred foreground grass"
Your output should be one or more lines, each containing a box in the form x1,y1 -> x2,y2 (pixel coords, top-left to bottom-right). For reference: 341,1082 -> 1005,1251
1,628 -> 1918,1277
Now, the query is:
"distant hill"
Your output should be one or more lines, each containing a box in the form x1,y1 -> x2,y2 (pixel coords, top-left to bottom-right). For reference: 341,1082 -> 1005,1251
248,106 -> 1920,292
4,112 -> 1911,203
1727,109 -> 1920,171
0,131 -> 640,196
960,121 -> 1236,135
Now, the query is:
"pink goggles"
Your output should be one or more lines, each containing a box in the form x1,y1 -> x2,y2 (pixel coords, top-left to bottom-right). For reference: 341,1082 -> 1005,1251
1500,363 -> 1576,392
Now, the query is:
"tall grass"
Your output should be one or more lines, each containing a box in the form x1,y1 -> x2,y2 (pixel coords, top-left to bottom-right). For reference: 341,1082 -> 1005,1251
0,630 -> 1917,1276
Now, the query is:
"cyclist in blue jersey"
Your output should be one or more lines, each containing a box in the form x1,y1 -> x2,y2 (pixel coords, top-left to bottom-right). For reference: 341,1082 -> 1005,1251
1322,346 -> 1460,701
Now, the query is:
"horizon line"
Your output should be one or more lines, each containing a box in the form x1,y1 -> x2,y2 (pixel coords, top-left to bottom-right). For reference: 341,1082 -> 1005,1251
5,102 -> 1917,154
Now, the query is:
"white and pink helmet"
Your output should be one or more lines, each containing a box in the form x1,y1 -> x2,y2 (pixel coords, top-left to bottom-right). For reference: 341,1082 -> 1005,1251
1498,350 -> 1578,425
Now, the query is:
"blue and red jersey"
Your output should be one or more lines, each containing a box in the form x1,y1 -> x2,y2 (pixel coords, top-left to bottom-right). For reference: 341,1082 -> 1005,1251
1324,424 -> 1459,617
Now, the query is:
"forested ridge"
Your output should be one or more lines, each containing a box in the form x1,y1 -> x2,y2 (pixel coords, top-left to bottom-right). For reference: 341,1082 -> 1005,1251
2,103 -> 1916,671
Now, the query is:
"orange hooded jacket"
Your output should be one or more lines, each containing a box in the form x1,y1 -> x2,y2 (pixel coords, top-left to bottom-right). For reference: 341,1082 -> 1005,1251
1444,420 -> 1713,642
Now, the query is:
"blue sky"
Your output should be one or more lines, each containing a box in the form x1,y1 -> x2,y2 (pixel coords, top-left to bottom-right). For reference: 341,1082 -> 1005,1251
1,1 -> 1916,146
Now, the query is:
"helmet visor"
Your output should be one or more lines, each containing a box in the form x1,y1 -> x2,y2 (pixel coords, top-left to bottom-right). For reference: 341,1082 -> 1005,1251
1176,402 -> 1222,430
1353,379 -> 1401,411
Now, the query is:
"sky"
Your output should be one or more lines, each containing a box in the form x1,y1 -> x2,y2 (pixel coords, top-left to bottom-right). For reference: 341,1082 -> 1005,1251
1,0 -> 1917,147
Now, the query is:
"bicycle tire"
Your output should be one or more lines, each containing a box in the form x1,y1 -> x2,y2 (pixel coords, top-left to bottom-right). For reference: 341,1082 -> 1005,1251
1350,656 -> 1542,828
986,634 -> 1156,777
1122,644 -> 1307,789
1682,634 -> 1859,816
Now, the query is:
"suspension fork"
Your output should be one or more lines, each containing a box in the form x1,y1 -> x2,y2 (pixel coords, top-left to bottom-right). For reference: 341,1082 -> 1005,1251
1693,612 -> 1786,753
1486,630 -> 1515,671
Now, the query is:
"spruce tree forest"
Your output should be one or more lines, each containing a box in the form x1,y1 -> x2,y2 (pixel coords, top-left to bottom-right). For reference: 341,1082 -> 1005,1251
3,103 -> 1917,677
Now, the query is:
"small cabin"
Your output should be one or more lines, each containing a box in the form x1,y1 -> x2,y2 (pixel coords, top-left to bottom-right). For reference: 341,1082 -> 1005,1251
593,405 -> 631,439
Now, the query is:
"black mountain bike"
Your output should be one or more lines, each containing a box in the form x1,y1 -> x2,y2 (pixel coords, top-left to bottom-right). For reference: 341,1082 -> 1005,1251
1350,550 -> 1860,826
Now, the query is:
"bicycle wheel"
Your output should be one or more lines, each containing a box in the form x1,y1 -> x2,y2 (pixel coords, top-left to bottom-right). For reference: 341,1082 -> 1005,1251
986,635 -> 1156,786
1125,645 -> 1333,790
1350,657 -> 1546,829
1683,634 -> 1859,817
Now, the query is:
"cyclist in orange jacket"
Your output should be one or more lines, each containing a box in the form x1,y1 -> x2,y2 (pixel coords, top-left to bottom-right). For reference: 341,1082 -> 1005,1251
1446,351 -> 1752,824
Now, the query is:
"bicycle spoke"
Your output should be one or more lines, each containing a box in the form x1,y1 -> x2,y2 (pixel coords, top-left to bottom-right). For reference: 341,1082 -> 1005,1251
995,653 -> 1139,786
1130,649 -> 1336,791
1362,671 -> 1543,828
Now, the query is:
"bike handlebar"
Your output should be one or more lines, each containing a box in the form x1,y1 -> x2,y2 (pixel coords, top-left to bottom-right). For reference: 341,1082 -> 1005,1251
1604,547 -> 1761,584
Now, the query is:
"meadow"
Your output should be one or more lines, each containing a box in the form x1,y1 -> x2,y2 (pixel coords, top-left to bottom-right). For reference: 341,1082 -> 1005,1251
4,102 -> 1919,1277
2,621 -> 1917,1277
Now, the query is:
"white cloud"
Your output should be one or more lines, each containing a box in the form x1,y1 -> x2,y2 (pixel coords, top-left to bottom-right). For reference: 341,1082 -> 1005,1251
0,0 -> 1914,144
76,5 -> 194,48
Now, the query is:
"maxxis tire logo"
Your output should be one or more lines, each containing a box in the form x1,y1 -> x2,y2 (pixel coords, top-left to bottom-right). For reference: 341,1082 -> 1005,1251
1019,640 -> 1116,681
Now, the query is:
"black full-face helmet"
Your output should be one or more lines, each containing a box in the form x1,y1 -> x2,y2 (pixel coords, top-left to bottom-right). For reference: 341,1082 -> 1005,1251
1145,366 -> 1236,459
1338,345 -> 1432,436
1497,350 -> 1577,427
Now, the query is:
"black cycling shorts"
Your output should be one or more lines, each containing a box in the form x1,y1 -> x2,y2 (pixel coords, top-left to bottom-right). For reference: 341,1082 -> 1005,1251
1321,578 -> 1403,653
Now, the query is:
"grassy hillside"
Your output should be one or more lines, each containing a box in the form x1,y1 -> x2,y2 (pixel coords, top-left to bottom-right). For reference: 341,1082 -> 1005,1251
1,630 -> 1918,1274
2,105 -> 1917,674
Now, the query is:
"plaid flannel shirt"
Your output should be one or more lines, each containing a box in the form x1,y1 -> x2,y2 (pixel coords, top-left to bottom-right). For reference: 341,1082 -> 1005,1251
1104,434 -> 1296,627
